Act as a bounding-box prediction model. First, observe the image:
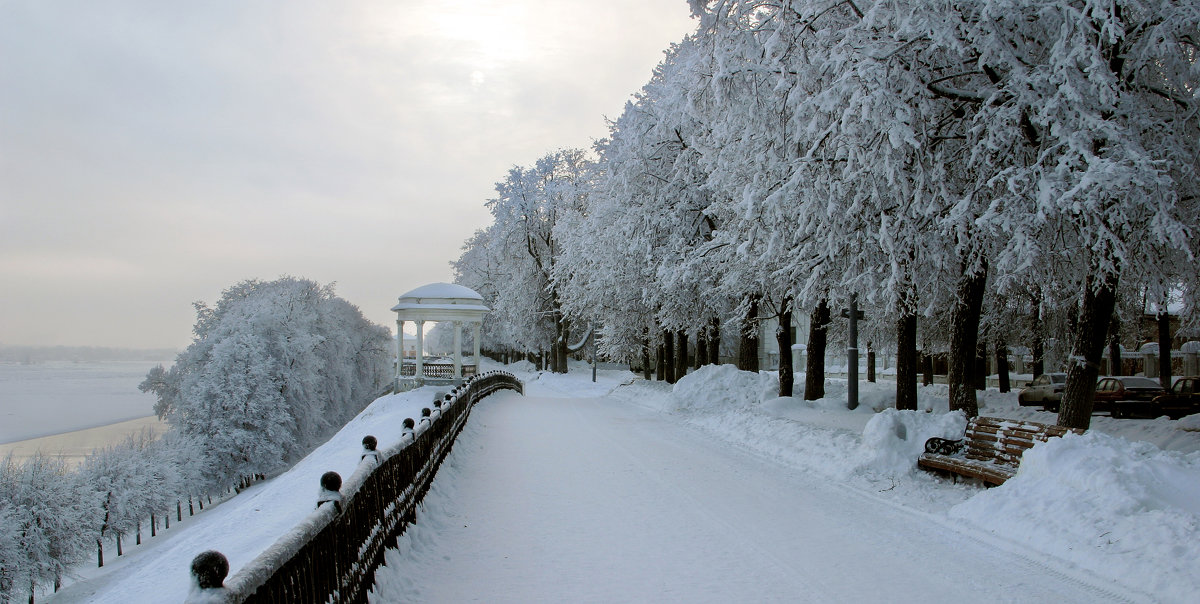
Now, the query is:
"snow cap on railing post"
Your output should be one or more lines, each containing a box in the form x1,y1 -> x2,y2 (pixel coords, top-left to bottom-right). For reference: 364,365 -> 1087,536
185,550 -> 230,603
317,471 -> 343,513
361,435 -> 380,465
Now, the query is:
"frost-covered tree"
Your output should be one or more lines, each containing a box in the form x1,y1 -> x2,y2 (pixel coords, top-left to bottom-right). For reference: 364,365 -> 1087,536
141,277 -> 391,488
0,454 -> 96,602
0,500 -> 19,599
982,0 -> 1200,428
457,150 -> 594,373
688,0 -> 1198,422
554,37 -> 729,377
80,430 -> 187,566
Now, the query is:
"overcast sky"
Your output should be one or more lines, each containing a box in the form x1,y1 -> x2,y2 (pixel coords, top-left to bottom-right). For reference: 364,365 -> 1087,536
0,1 -> 696,349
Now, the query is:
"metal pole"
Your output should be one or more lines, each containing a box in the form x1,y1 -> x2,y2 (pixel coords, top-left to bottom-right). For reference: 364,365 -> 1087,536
847,294 -> 859,410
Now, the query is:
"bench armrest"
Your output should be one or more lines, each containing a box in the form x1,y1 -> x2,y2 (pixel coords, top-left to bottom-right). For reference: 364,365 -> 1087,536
924,437 -> 965,456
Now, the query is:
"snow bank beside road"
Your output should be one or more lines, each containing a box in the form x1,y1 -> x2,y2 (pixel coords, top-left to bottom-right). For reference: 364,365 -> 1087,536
634,364 -> 1200,603
952,432 -> 1200,603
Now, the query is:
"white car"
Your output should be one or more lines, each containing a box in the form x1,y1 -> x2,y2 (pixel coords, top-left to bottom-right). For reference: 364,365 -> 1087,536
1017,373 -> 1067,411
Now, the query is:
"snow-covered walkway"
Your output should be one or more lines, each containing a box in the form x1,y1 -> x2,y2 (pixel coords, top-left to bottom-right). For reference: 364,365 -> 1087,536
370,390 -> 1129,603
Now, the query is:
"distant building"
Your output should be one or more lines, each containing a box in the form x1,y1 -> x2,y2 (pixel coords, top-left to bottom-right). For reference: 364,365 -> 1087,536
398,333 -> 418,358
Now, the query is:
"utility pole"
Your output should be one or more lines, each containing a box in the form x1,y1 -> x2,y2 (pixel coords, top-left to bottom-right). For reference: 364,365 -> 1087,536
841,294 -> 863,410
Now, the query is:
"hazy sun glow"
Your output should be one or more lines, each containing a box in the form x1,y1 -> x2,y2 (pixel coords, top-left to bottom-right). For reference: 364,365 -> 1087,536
373,2 -> 538,71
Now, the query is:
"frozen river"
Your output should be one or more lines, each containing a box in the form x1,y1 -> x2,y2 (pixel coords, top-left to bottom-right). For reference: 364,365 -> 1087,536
0,360 -> 166,443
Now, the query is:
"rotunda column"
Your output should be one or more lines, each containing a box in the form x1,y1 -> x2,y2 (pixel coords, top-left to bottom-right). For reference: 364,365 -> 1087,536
416,320 -> 426,382
453,321 -> 463,383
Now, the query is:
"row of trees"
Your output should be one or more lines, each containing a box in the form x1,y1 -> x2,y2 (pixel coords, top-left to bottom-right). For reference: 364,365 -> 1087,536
1,433 -> 211,602
455,0 -> 1199,430
2,277 -> 392,602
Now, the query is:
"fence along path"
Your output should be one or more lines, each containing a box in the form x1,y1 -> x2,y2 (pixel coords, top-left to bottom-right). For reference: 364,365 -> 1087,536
215,371 -> 522,603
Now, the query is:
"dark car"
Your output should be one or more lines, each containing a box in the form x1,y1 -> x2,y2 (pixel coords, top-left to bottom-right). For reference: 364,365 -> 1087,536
1113,376 -> 1200,420
1018,373 -> 1067,411
1096,376 -> 1167,417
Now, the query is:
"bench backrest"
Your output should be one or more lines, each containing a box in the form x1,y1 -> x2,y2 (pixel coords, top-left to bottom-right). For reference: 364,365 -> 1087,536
963,416 -> 1084,466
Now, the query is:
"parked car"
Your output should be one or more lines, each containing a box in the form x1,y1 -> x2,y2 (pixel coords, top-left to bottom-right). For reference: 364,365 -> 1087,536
1018,373 -> 1067,411
1113,376 -> 1200,420
1095,376 -> 1167,416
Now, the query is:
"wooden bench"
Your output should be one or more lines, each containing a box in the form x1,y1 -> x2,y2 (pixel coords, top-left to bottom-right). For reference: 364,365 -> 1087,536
917,416 -> 1084,486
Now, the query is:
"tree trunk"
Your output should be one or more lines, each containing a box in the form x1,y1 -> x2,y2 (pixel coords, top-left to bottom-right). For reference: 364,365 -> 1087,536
664,330 -> 676,384
709,318 -> 721,365
948,268 -> 987,417
866,342 -> 876,382
804,300 -> 830,400
98,491 -> 111,567
1058,272 -> 1120,429
921,352 -> 933,386
1031,302 -> 1046,377
1108,316 -> 1122,375
676,330 -> 689,380
975,340 -> 988,391
777,306 -> 794,397
116,533 -> 123,557
553,318 -> 570,373
737,296 -> 760,372
656,343 -> 665,381
642,338 -> 652,380
896,314 -> 918,410
1159,310 -> 1172,389
697,331 -> 709,369
996,339 -> 1011,393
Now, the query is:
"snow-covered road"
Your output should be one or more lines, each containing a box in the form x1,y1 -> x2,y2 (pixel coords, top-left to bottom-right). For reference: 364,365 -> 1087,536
370,391 -> 1128,603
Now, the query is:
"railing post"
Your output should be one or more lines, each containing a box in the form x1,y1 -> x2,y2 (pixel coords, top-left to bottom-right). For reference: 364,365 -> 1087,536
185,550 -> 229,603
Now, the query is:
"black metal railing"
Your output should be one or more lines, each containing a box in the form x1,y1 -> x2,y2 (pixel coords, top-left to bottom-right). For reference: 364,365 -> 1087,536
219,371 -> 523,603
